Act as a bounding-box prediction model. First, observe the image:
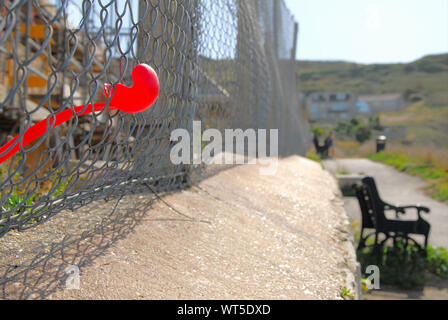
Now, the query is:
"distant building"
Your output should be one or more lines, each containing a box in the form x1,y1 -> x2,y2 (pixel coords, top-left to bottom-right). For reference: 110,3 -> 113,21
306,92 -> 357,122
306,92 -> 405,122
358,93 -> 405,114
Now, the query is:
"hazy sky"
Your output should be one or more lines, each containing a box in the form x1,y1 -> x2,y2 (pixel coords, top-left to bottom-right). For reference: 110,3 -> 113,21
284,0 -> 448,64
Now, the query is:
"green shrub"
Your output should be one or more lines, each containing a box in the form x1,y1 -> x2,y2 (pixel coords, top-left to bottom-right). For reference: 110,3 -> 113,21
310,125 -> 325,137
426,246 -> 448,278
355,126 -> 371,144
357,241 -> 426,289
357,240 -> 448,289
334,117 -> 374,144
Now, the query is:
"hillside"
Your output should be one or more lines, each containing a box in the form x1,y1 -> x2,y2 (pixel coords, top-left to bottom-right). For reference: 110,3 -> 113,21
297,53 -> 448,106
300,54 -> 448,201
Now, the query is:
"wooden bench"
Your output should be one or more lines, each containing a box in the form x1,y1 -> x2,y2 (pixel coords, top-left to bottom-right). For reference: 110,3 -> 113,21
354,176 -> 431,251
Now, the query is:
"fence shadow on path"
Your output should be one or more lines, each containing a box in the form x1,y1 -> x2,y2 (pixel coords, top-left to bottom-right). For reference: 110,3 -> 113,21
0,163 -> 241,300
0,188 -> 153,299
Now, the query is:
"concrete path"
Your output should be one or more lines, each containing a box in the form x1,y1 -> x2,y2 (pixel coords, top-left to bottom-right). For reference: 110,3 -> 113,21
362,277 -> 448,300
1,156 -> 357,300
323,158 -> 448,248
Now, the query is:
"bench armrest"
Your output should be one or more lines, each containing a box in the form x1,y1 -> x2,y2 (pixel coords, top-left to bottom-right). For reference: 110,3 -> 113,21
397,205 -> 430,212
384,203 -> 429,218
383,203 -> 404,218
383,203 -> 401,211
396,205 -> 430,219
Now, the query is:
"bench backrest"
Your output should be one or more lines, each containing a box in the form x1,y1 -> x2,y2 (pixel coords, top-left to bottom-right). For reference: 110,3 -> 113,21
355,183 -> 376,229
362,177 -> 383,204
361,176 -> 388,226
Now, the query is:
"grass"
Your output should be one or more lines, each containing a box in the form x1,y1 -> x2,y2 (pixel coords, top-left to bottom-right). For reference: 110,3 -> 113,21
0,160 -> 74,230
306,150 -> 321,163
379,102 -> 448,149
340,288 -> 355,299
334,139 -> 362,157
367,150 -> 448,202
305,150 -> 325,169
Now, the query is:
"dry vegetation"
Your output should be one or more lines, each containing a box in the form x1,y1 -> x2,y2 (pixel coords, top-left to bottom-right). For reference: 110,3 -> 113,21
300,54 -> 448,202
297,54 -> 448,107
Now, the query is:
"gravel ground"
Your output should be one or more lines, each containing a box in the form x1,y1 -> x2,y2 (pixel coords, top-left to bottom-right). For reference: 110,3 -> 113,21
0,155 -> 357,300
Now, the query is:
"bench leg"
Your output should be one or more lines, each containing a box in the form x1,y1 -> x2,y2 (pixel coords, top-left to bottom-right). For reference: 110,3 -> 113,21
372,232 -> 382,256
358,227 -> 366,251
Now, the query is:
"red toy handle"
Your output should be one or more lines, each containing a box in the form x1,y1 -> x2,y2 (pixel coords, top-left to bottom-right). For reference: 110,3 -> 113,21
0,64 -> 159,164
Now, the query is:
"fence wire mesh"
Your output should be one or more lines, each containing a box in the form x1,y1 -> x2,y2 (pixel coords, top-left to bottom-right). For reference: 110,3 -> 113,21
0,0 -> 309,237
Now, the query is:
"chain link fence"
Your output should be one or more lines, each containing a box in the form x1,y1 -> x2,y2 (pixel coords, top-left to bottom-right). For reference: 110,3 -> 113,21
0,0 -> 309,238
